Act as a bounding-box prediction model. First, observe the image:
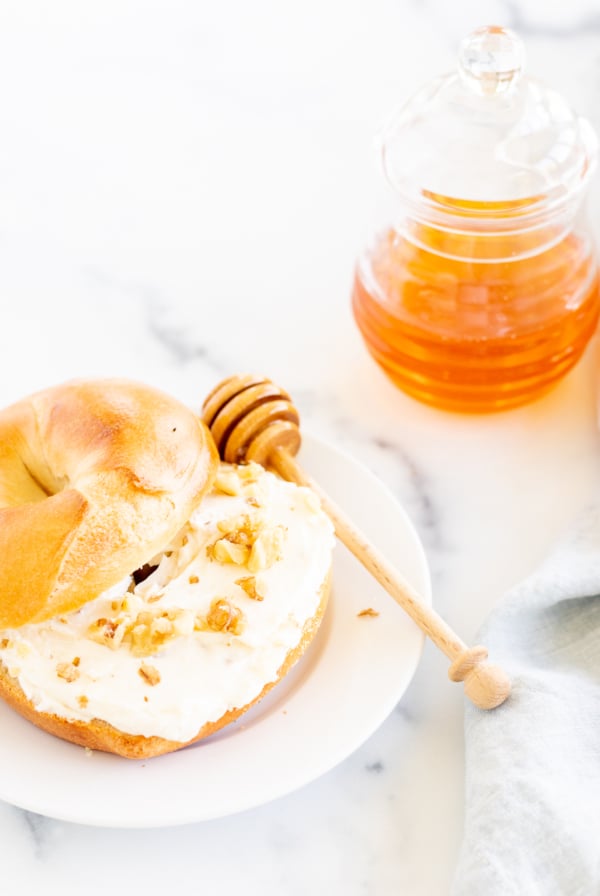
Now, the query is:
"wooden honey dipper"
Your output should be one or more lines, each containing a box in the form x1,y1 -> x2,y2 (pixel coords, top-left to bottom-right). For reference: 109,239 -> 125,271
202,374 -> 511,710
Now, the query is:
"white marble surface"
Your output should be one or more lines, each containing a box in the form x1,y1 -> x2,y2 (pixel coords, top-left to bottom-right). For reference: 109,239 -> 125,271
1,1 -> 600,893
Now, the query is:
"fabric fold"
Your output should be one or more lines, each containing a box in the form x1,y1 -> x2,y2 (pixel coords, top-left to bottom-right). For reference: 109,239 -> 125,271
452,507 -> 600,896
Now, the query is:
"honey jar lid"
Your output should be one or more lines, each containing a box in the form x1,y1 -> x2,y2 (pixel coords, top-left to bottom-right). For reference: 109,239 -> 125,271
380,25 -> 597,212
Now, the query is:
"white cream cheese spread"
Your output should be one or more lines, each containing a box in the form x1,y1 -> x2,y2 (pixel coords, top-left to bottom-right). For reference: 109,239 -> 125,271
0,463 -> 335,742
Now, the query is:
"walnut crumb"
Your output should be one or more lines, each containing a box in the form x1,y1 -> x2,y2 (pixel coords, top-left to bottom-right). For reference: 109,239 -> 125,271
88,617 -> 125,650
238,462 -> 262,482
207,512 -> 285,573
138,663 -> 161,686
0,638 -> 9,649
196,598 -> 246,635
207,538 -> 250,566
89,606 -> 189,657
188,574 -> 199,584
248,525 -> 285,572
56,661 -> 80,682
357,608 -> 380,618
235,575 -> 264,601
207,513 -> 261,566
72,656 -> 80,667
77,695 -> 89,708
214,467 -> 243,496
218,513 -> 261,544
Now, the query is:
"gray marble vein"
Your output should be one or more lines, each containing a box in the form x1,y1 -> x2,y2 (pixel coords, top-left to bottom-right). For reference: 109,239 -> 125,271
501,0 -> 600,36
372,435 -> 444,554
14,807 -> 61,861
295,386 -> 450,596
83,267 -> 230,373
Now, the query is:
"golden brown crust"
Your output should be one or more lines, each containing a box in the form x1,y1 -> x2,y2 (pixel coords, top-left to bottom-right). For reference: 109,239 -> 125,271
0,573 -> 331,758
0,379 -> 218,629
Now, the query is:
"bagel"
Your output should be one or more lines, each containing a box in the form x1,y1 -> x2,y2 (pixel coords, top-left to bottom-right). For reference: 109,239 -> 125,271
0,461 -> 335,758
0,379 -> 218,629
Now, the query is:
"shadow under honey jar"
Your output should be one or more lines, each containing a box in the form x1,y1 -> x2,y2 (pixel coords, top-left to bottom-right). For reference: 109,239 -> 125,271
352,26 -> 600,413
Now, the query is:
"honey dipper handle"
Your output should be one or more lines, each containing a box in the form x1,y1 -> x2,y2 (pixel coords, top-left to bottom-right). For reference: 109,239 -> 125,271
272,448 -> 463,655
270,447 -> 511,710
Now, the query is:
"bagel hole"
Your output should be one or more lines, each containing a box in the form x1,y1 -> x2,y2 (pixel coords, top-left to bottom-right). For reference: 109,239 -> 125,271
20,458 -> 55,500
132,563 -> 159,586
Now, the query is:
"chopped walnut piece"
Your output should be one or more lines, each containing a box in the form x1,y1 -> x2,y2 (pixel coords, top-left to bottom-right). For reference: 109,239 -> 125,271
214,467 -> 243,496
208,538 -> 250,566
136,611 -> 153,626
151,616 -> 173,636
198,598 -> 246,635
89,606 -> 188,657
128,609 -> 179,656
0,638 -> 9,649
237,462 -> 262,482
208,510 -> 285,573
246,496 -> 261,508
248,525 -> 285,572
235,576 -> 264,601
357,608 -> 380,618
138,663 -> 161,686
77,695 -> 89,708
189,574 -> 199,584
217,513 -> 261,545
244,483 -> 263,502
56,661 -> 80,682
88,617 -> 126,650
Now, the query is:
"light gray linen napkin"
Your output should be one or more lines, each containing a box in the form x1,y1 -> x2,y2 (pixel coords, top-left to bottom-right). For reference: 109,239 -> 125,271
452,506 -> 600,896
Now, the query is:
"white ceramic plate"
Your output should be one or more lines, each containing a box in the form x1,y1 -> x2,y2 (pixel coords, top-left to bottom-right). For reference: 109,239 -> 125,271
0,434 -> 431,827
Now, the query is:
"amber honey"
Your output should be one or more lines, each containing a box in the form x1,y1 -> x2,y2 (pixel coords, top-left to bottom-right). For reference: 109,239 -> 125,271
352,24 -> 600,412
352,212 -> 600,412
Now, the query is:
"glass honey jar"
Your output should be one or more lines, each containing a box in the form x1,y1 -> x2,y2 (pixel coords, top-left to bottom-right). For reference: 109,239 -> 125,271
352,26 -> 600,412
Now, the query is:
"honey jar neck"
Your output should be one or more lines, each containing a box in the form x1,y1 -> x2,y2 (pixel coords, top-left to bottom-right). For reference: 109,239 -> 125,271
396,190 -> 586,263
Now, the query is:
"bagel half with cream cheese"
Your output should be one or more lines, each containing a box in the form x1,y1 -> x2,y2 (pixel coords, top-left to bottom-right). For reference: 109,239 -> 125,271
0,378 -> 218,629
0,381 -> 334,758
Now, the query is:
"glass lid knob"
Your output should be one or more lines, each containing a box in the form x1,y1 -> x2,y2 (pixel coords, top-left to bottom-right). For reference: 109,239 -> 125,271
458,25 -> 525,96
